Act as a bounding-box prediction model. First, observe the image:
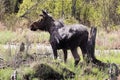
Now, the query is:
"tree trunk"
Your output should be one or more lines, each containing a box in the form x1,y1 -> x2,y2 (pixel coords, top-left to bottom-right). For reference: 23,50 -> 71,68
87,27 -> 97,60
14,0 -> 23,13
61,0 -> 64,18
71,0 -> 77,17
4,0 -> 11,13
87,27 -> 108,67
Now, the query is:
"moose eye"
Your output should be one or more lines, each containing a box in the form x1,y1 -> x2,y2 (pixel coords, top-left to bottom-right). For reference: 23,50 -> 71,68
41,19 -> 43,21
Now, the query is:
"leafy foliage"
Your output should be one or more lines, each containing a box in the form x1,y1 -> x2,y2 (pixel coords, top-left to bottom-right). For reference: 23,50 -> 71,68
1,0 -> 120,30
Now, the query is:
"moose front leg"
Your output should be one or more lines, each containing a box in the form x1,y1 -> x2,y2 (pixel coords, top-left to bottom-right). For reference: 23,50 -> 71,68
63,49 -> 67,63
71,48 -> 80,66
50,39 -> 58,60
52,48 -> 58,60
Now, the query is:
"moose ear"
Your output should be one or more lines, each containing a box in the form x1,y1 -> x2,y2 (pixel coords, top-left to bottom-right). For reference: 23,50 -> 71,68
42,10 -> 48,16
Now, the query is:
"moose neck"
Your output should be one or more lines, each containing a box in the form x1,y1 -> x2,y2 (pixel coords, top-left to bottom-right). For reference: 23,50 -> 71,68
45,21 -> 57,35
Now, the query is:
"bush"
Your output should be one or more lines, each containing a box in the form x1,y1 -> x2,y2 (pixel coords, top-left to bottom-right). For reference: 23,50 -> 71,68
0,68 -> 13,80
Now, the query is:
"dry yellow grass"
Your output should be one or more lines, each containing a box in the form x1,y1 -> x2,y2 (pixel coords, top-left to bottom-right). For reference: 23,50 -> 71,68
96,29 -> 120,49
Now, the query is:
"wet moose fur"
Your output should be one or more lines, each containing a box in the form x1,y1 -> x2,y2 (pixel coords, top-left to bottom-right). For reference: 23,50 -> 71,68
30,10 -> 89,66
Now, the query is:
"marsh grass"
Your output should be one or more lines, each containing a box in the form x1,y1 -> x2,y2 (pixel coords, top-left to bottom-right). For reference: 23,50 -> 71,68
0,29 -> 49,45
96,29 -> 120,49
0,68 -> 13,80
0,49 -> 119,80
0,30 -> 15,44
0,42 -> 120,80
96,51 -> 120,64
65,59 -> 109,80
0,29 -> 120,80
0,28 -> 119,50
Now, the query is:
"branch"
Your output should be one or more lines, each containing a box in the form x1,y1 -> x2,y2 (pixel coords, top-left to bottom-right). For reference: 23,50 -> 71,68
20,0 -> 47,18
11,70 -> 17,80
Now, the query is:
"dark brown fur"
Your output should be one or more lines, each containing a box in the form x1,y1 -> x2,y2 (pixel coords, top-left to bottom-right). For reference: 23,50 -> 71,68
30,10 -> 89,66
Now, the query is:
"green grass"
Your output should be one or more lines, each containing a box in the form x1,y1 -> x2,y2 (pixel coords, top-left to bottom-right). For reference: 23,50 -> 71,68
0,68 -> 13,80
0,51 -> 119,80
66,60 -> 109,80
0,29 -> 120,80
0,30 -> 16,44
0,28 -> 119,50
0,46 -> 120,80
96,51 -> 120,64
0,46 -> 119,80
0,30 -> 50,44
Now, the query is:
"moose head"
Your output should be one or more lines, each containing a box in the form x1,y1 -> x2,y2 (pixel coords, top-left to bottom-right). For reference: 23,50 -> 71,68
30,10 -> 54,31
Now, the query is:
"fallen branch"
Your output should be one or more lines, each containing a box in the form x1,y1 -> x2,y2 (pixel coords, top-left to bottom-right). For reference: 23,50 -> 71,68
11,70 -> 17,80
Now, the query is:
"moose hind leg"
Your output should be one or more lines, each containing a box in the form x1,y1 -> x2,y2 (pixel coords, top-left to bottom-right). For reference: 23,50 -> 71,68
71,48 -> 80,66
63,49 -> 67,63
80,44 -> 89,63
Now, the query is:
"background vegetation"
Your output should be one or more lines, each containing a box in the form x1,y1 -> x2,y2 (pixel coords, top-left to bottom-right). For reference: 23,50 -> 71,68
0,0 -> 119,49
0,0 -> 120,31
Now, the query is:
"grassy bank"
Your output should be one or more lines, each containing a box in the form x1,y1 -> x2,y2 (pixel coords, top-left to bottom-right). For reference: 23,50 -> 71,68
0,28 -> 120,80
0,51 -> 120,80
0,44 -> 120,80
0,28 -> 119,49
0,29 -> 49,44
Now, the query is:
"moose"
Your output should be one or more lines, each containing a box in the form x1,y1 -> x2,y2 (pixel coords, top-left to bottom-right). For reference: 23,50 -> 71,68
30,10 -> 89,66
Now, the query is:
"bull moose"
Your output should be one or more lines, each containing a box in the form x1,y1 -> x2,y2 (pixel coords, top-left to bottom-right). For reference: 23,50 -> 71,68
30,10 -> 89,66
